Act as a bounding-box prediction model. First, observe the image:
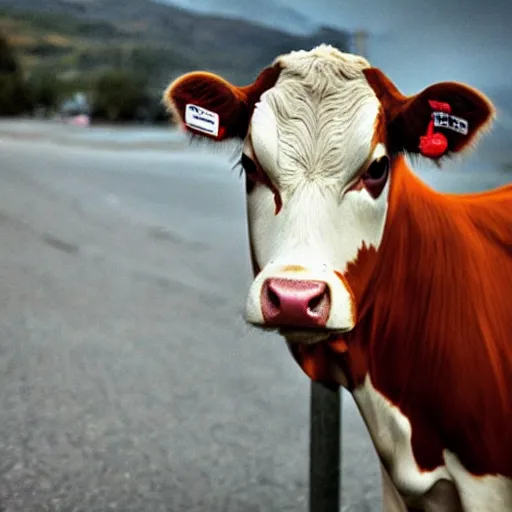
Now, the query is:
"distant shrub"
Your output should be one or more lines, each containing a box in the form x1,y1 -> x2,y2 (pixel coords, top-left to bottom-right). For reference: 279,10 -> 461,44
27,41 -> 70,58
76,47 -> 124,71
0,73 -> 32,115
0,32 -> 31,115
0,32 -> 21,73
26,71 -> 62,112
91,68 -> 149,122
146,94 -> 169,124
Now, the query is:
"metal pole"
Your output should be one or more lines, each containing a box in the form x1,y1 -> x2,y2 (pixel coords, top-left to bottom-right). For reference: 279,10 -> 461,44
309,382 -> 341,512
353,30 -> 369,57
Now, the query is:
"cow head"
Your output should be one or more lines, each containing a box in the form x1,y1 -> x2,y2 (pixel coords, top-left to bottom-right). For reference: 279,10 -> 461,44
164,45 -> 494,378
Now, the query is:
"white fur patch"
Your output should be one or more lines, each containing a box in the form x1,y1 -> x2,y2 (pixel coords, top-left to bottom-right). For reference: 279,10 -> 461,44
444,452 -> 512,512
185,104 -> 219,136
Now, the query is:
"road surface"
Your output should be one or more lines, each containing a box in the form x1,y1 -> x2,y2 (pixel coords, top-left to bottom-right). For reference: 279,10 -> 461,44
0,120 -> 509,512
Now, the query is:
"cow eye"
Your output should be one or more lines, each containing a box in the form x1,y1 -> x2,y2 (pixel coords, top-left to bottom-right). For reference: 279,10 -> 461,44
362,156 -> 389,184
241,154 -> 257,176
360,156 -> 389,198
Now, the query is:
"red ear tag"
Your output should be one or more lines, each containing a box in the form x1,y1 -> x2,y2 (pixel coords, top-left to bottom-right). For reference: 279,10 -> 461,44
419,100 -> 452,158
419,120 -> 448,158
428,100 -> 452,114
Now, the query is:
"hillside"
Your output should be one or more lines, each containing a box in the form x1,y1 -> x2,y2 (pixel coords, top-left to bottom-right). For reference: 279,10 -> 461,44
153,0 -> 316,35
0,0 -> 350,94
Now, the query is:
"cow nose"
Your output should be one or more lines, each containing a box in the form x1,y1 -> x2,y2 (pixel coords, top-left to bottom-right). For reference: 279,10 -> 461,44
261,278 -> 331,327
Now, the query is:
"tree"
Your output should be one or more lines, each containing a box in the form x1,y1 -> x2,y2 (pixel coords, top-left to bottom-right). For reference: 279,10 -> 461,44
0,32 -> 31,115
0,32 -> 20,74
26,71 -> 61,112
91,69 -> 149,123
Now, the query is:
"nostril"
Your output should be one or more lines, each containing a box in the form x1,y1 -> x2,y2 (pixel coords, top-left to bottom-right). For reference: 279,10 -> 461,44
267,286 -> 281,309
307,288 -> 330,315
308,294 -> 323,312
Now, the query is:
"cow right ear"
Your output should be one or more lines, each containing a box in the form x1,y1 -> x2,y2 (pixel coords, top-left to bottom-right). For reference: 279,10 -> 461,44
163,65 -> 281,142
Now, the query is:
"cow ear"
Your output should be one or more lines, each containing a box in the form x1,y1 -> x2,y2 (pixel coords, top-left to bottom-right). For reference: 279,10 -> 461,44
164,72 -> 247,141
164,65 -> 281,142
364,68 -> 495,160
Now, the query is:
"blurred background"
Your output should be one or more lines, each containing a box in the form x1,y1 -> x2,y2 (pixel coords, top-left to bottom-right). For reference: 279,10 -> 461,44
0,1 -> 510,511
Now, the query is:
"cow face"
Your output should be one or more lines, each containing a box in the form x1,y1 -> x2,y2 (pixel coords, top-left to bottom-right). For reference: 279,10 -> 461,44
164,45 -> 494,349
242,48 -> 388,342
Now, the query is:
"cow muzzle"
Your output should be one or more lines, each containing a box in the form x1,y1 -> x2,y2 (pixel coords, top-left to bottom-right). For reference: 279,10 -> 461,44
261,278 -> 330,328
245,264 -> 356,338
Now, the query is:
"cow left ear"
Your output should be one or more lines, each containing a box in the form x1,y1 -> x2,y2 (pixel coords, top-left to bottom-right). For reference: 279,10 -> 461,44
364,68 -> 496,160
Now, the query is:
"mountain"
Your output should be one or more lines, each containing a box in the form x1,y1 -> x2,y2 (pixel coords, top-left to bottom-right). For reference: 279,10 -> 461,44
0,0 -> 350,92
154,0 -> 315,34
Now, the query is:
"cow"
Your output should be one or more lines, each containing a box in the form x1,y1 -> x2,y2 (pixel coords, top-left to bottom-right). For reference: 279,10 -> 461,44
163,45 -> 512,511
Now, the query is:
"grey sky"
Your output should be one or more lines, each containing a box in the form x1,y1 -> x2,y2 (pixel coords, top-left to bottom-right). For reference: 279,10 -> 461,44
163,0 -> 511,93
300,0 -> 512,93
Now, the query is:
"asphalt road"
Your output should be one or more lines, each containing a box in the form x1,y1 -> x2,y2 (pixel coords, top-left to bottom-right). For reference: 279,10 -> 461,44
0,120 -> 509,512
